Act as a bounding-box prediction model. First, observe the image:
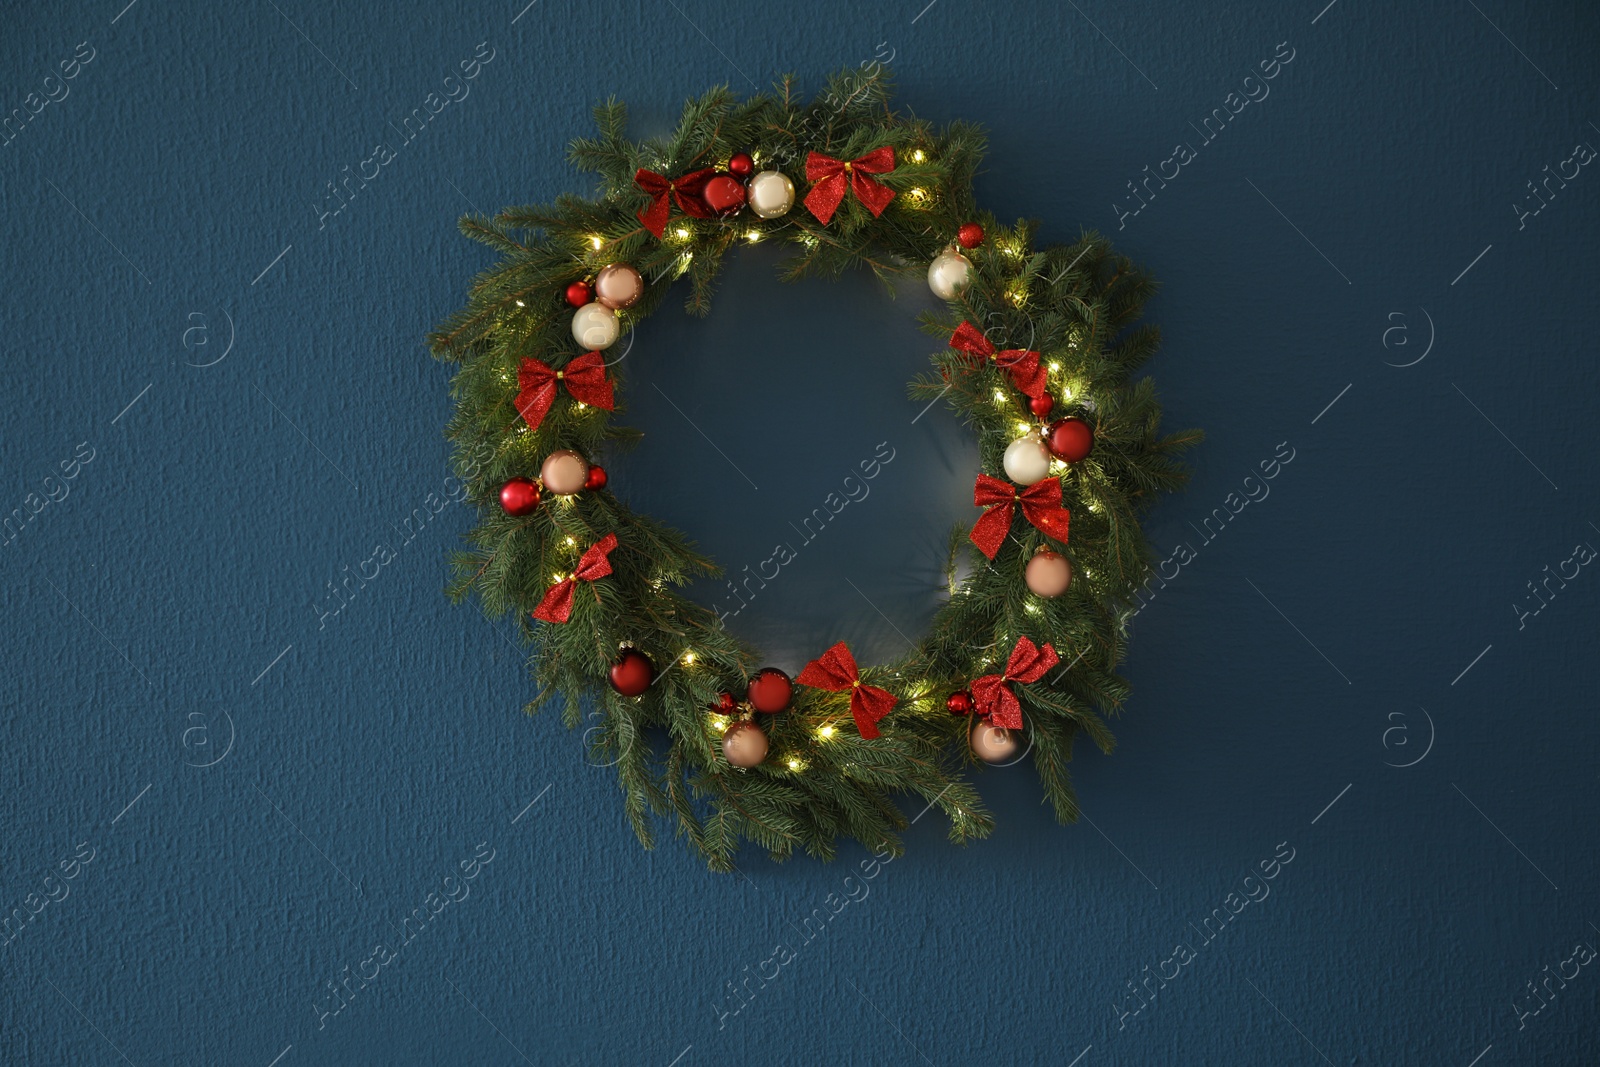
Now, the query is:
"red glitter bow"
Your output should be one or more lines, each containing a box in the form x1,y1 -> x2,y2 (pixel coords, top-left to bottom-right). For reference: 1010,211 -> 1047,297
532,533 -> 618,624
970,473 -> 1072,559
803,147 -> 896,224
949,321 -> 1048,399
516,352 -> 614,432
633,167 -> 716,238
970,636 -> 1059,729
796,641 -> 898,739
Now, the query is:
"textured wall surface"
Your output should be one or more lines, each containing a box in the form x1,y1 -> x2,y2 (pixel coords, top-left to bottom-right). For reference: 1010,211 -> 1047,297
3,1 -> 1598,1064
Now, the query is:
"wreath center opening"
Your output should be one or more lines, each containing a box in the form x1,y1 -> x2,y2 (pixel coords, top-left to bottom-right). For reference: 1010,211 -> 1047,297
612,243 -> 975,670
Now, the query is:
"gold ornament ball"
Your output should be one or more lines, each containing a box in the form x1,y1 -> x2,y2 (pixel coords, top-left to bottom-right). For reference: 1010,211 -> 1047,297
570,302 -> 620,349
927,247 -> 974,300
539,450 -> 590,495
593,263 -> 643,310
970,718 -> 1020,764
722,720 -> 769,768
1002,432 -> 1053,485
747,171 -> 795,219
1024,550 -> 1073,598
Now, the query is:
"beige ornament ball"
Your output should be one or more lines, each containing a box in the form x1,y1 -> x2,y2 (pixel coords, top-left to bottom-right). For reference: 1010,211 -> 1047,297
593,263 -> 643,310
722,720 -> 768,768
570,302 -> 619,349
747,171 -> 795,219
970,718 -> 1020,764
927,247 -> 974,300
1002,432 -> 1053,486
1024,550 -> 1073,598
539,449 -> 590,495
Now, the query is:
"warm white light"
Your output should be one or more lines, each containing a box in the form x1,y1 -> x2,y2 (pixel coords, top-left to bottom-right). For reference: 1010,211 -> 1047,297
682,650 -> 697,665
675,227 -> 690,239
787,758 -> 805,772
747,230 -> 762,243
564,536 -> 576,547
992,390 -> 1008,404
1016,422 -> 1032,435
1048,361 -> 1061,373
817,725 -> 836,740
589,235 -> 603,250
514,299 -> 526,307
911,149 -> 926,163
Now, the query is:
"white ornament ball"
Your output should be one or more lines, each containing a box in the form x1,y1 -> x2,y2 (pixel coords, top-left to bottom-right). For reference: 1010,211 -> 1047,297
747,171 -> 795,219
1003,433 -> 1053,486
970,718 -> 1021,764
927,247 -> 974,300
570,302 -> 619,350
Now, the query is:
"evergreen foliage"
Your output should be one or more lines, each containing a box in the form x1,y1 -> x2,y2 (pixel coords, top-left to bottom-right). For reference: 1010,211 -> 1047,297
429,68 -> 1200,871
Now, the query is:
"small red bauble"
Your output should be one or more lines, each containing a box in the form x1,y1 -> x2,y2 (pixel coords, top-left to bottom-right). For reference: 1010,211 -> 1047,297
946,691 -> 974,716
1029,393 -> 1055,418
727,152 -> 754,178
564,281 -> 591,308
715,691 -> 738,713
609,649 -> 654,697
498,477 -> 540,516
584,464 -> 608,491
1045,417 -> 1094,463
746,668 -> 793,714
702,174 -> 747,216
957,223 -> 985,249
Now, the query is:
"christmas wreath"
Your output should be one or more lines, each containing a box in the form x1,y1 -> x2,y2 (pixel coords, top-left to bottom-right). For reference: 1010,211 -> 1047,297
429,69 -> 1198,871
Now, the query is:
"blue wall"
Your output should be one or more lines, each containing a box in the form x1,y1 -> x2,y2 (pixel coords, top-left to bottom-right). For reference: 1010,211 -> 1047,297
3,1 -> 1598,1064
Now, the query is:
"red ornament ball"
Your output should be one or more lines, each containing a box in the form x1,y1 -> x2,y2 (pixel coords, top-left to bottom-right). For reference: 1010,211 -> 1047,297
564,281 -> 592,308
746,668 -> 793,714
702,174 -> 747,216
584,464 -> 608,491
498,477 -> 540,516
1029,393 -> 1055,418
609,649 -> 654,697
1046,417 -> 1094,463
715,691 -> 738,713
946,691 -> 974,716
957,223 -> 985,249
728,152 -> 754,178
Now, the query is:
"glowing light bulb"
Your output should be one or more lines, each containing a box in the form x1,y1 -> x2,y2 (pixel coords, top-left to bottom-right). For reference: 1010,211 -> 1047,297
1048,361 -> 1061,373
682,650 -> 696,665
1016,422 -> 1032,436
911,149 -> 926,163
675,227 -> 690,239
564,536 -> 576,547
747,230 -> 762,243
589,235 -> 603,250
514,299 -> 526,307
992,390 -> 1008,404
817,725 -> 836,740
787,758 -> 806,772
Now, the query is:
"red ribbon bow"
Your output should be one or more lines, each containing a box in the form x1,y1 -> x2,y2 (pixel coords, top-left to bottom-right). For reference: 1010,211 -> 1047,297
516,352 -> 614,432
949,321 -> 1048,399
532,533 -> 618,624
970,636 -> 1059,729
803,147 -> 896,225
971,473 -> 1072,559
634,168 -> 716,238
796,641 -> 897,739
